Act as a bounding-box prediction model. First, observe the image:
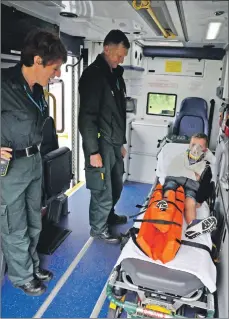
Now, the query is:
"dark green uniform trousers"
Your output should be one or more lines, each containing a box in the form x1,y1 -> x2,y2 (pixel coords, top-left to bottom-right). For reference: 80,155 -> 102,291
1,153 -> 42,286
84,138 -> 124,235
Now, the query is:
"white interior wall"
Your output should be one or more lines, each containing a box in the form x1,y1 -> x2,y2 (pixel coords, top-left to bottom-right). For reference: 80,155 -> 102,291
86,43 -> 224,151
91,42 -> 103,62
220,50 -> 228,101
123,57 -> 223,150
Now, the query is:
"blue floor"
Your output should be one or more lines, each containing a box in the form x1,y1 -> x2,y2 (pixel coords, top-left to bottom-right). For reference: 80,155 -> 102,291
1,182 -> 151,318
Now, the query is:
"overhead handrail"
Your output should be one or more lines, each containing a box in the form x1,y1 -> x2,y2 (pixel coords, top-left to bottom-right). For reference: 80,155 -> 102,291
132,0 -> 176,39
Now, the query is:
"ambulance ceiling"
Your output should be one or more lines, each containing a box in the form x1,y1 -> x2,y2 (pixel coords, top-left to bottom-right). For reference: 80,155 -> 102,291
2,0 -> 228,48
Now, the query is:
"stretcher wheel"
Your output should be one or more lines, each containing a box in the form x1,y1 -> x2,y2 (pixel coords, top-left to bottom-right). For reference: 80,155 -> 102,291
107,303 -> 123,318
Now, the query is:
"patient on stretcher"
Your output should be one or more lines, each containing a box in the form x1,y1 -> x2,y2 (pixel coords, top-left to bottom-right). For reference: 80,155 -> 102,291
163,133 -> 217,239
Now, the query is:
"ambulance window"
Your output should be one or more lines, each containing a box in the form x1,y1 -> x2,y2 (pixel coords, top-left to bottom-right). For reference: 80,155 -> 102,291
146,92 -> 177,117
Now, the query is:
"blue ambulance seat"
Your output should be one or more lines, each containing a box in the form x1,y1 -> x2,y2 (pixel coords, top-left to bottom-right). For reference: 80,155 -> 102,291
173,97 -> 208,137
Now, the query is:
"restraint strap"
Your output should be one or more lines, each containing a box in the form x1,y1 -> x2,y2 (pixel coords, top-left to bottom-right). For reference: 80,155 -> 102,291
129,208 -> 147,219
130,198 -> 183,219
177,239 -> 212,256
133,219 -> 182,227
129,227 -> 149,257
128,228 -> 212,259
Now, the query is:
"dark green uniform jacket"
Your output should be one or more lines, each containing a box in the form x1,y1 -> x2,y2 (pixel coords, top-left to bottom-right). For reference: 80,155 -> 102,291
78,54 -> 127,155
1,63 -> 48,150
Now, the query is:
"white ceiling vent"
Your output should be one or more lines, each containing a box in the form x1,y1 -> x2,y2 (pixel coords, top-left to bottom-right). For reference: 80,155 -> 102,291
59,1 -> 94,18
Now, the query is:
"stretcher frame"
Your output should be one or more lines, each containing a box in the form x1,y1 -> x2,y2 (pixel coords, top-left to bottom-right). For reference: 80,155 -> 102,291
106,179 -> 217,319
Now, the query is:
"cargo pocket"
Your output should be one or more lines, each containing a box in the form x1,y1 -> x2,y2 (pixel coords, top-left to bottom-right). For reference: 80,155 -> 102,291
1,205 -> 10,235
85,166 -> 106,191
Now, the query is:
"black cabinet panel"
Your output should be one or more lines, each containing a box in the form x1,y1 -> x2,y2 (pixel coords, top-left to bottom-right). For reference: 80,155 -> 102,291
1,4 -> 59,56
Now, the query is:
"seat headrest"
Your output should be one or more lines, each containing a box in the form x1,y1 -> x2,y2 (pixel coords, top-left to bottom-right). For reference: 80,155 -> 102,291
180,97 -> 208,116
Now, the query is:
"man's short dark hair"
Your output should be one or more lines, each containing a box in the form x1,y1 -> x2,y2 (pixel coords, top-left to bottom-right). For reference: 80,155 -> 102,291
21,29 -> 67,67
191,133 -> 209,147
103,30 -> 130,49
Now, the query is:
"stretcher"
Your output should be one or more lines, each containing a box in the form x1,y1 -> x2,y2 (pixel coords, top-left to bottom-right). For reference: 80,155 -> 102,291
106,143 -> 217,318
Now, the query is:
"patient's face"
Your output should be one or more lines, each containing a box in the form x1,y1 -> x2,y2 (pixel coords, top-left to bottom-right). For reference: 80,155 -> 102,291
190,137 -> 207,152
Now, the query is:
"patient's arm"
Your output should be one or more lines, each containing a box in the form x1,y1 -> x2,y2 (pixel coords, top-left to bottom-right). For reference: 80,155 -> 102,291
195,173 -> 200,181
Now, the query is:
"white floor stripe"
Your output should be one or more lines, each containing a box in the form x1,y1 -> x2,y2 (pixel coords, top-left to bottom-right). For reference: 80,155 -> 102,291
33,237 -> 94,318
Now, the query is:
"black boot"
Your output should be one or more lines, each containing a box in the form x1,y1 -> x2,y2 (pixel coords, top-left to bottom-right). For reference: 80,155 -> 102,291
108,213 -> 127,225
18,278 -> 46,296
34,268 -> 53,282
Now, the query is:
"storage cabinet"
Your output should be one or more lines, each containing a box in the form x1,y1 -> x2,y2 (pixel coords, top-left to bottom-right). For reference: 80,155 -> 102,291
128,153 -> 157,184
127,119 -> 170,183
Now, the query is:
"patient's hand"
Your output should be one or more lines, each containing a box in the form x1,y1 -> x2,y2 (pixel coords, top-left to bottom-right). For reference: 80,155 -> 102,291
195,173 -> 200,181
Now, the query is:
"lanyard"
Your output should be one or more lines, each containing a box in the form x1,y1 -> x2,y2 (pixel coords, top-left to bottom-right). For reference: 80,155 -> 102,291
116,79 -> 120,90
23,85 -> 47,114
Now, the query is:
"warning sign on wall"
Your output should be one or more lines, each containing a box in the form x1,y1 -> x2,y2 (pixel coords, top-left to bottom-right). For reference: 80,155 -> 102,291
148,58 -> 204,77
165,60 -> 182,73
